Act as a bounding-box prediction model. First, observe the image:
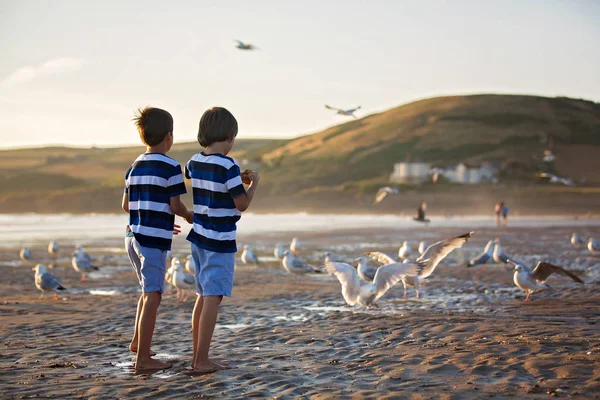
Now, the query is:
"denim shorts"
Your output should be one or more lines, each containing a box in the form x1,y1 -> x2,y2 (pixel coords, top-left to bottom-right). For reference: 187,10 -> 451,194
125,235 -> 167,293
191,244 -> 235,297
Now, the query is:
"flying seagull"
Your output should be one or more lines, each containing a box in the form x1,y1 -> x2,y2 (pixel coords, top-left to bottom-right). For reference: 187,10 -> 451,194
492,239 -> 510,264
235,40 -> 257,50
539,173 -> 575,187
33,264 -> 66,300
466,240 -> 494,267
367,232 -> 474,299
325,105 -> 361,118
373,187 -> 398,205
509,260 -> 583,301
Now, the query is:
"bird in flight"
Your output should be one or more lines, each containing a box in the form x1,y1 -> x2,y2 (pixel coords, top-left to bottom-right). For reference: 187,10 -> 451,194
373,187 -> 398,205
235,40 -> 257,50
325,105 -> 361,118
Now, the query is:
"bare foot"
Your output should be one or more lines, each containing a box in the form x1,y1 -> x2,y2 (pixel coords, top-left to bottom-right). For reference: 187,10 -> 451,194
192,358 -> 232,370
129,344 -> 156,356
190,359 -> 230,374
135,357 -> 171,371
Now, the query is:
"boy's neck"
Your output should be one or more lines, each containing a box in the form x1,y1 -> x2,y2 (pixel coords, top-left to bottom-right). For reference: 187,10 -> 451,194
204,142 -> 229,156
146,143 -> 169,154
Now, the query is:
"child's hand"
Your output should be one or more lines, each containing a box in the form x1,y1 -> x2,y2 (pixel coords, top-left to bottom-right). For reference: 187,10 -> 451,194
173,224 -> 182,235
248,170 -> 260,184
241,169 -> 252,185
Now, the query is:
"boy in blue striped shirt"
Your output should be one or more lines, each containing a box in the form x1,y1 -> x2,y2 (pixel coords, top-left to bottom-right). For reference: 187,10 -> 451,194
122,106 -> 193,371
185,107 -> 259,373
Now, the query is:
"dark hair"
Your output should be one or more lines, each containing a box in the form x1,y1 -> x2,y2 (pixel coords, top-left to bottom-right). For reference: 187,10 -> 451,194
133,106 -> 173,146
197,107 -> 238,147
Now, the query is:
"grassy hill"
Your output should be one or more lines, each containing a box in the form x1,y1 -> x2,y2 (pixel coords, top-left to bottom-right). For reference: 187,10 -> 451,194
1,94 -> 600,215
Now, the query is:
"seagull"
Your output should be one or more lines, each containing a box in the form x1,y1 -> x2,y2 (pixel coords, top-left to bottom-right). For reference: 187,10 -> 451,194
540,173 -> 575,186
33,264 -> 66,300
509,260 -> 584,301
165,257 -> 180,296
241,245 -> 259,264
274,243 -> 285,259
282,250 -> 319,274
325,105 -> 361,118
571,233 -> 585,249
71,245 -> 98,281
172,264 -> 196,302
48,241 -> 59,259
373,187 -> 398,205
325,260 -> 419,308
418,241 -> 427,255
355,256 -> 379,282
20,247 -> 32,262
466,240 -> 494,267
398,241 -> 411,259
290,237 -> 301,255
493,239 -> 510,264
184,255 -> 196,274
235,40 -> 257,50
368,232 -> 474,298
588,238 -> 600,254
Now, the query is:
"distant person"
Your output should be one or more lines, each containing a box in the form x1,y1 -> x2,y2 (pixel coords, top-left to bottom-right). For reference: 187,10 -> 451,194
122,106 -> 194,371
495,201 -> 509,227
185,107 -> 260,374
414,200 -> 429,223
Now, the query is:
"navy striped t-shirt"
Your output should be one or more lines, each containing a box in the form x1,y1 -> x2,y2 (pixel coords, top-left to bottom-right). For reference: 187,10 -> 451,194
185,152 -> 246,253
125,153 -> 187,250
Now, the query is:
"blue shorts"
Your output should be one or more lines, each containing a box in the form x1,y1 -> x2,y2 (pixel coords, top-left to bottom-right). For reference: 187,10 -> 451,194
191,244 -> 235,297
125,235 -> 167,293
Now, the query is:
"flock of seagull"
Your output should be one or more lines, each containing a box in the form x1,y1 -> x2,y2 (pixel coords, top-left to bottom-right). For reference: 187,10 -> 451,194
20,231 -> 598,306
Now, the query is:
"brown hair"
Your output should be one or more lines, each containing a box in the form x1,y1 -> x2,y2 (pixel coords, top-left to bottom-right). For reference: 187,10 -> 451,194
197,107 -> 238,147
133,106 -> 173,146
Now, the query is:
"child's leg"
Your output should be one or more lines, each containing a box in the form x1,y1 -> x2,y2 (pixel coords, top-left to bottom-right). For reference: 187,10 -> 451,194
192,295 -> 228,372
129,294 -> 143,352
191,295 -> 203,366
136,291 -> 170,370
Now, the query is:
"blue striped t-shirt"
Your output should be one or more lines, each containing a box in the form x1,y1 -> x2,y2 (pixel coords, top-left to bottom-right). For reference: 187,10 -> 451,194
125,153 -> 187,250
185,152 -> 246,253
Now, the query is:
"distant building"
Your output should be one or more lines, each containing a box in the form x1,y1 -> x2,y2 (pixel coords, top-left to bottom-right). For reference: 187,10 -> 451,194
390,161 -> 496,184
390,162 -> 431,183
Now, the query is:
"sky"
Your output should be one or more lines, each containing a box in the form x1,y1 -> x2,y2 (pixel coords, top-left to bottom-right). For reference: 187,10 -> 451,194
1,0 -> 599,149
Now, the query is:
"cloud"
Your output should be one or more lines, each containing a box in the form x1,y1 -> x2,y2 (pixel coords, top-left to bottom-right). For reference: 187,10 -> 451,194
1,58 -> 85,87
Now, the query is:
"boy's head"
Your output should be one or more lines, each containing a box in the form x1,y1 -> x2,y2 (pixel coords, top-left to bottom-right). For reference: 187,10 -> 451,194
198,107 -> 238,150
133,106 -> 174,148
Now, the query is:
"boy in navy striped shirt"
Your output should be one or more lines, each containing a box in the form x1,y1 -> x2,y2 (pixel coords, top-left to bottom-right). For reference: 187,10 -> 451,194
186,107 -> 259,373
122,106 -> 193,371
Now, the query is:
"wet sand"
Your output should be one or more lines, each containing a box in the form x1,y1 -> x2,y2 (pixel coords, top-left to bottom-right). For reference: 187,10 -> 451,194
1,224 -> 599,399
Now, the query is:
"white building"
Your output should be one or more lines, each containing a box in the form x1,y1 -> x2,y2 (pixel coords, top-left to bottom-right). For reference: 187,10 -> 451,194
390,162 -> 431,183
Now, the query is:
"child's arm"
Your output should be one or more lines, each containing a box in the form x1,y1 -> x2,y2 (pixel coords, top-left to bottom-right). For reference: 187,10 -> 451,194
170,196 -> 194,223
122,192 -> 129,213
233,171 -> 260,212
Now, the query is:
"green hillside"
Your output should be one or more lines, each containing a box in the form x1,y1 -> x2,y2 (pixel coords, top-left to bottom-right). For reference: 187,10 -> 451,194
1,94 -> 600,214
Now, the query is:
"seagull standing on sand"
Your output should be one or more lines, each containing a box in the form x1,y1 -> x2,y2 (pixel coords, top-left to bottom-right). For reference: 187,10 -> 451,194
165,257 -> 180,296
509,260 -> 583,301
290,237 -> 301,255
398,241 -> 411,259
172,264 -> 196,302
571,233 -> 585,249
282,250 -> 319,274
274,243 -> 285,259
355,256 -> 378,282
467,240 -> 494,267
71,245 -> 98,281
33,264 -> 66,300
241,245 -> 259,264
184,255 -> 196,274
588,238 -> 600,255
20,247 -> 32,262
368,232 -> 474,299
325,105 -> 361,118
48,241 -> 59,259
493,239 -> 510,264
373,187 -> 398,205
418,241 -> 427,255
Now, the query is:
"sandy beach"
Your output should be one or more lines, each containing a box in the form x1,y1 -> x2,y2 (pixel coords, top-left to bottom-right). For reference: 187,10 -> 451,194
1,221 -> 599,399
